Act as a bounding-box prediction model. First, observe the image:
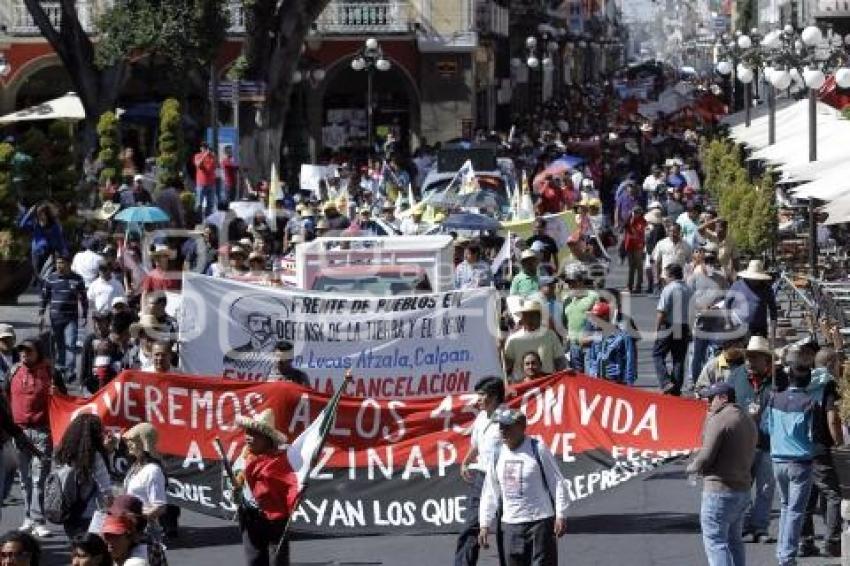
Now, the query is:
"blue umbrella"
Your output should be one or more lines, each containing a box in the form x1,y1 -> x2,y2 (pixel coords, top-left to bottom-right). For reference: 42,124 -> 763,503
554,155 -> 586,169
441,212 -> 501,232
114,206 -> 170,224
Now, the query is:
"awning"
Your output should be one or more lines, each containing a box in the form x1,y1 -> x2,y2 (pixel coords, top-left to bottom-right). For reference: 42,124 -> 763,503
0,92 -> 85,123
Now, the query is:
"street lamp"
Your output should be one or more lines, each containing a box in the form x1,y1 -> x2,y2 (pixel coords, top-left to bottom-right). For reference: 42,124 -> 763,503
351,37 -> 391,156
524,34 -> 558,109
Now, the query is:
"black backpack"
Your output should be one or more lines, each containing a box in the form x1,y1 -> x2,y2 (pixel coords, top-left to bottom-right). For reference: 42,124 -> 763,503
43,464 -> 95,524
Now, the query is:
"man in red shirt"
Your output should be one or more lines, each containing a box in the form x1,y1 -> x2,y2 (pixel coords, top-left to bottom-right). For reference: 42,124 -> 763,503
6,339 -> 65,537
234,408 -> 299,566
623,206 -> 647,293
140,244 -> 181,302
220,144 -> 239,205
193,141 -> 218,216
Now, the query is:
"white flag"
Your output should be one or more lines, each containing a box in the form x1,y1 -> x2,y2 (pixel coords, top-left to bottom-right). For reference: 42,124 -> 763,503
491,232 -> 512,275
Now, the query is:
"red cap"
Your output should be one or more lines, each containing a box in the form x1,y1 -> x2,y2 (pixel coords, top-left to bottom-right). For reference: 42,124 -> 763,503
590,302 -> 611,319
101,514 -> 135,536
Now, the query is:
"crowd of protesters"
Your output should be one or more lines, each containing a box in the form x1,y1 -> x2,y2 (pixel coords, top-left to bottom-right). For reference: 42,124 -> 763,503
0,76 -> 847,566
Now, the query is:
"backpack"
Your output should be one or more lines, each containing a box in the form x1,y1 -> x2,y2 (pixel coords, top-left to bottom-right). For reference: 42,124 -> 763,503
44,464 -> 95,524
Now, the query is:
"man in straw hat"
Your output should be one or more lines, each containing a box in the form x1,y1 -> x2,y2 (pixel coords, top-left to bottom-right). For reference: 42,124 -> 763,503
231,372 -> 352,566
503,299 -> 565,383
140,244 -> 180,301
726,260 -> 777,340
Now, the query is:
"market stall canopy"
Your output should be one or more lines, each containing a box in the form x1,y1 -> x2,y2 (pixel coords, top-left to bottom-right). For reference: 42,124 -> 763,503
0,92 -> 85,123
820,193 -> 850,225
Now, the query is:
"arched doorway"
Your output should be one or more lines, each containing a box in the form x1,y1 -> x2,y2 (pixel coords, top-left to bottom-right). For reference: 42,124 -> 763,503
13,65 -> 72,109
315,58 -> 420,158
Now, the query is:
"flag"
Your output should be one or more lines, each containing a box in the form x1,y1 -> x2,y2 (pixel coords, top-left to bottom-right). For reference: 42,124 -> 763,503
286,384 -> 346,488
459,159 -> 478,195
267,163 -> 280,231
490,231 -> 512,275
407,182 -> 417,210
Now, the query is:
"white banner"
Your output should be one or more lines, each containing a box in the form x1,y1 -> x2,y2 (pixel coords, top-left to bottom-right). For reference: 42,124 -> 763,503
178,273 -> 502,397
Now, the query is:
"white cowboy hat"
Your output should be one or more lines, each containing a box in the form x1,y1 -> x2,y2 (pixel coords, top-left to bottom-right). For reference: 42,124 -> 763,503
150,244 -> 175,258
738,260 -> 772,281
518,299 -> 543,313
647,200 -> 662,211
95,201 -> 120,221
520,249 -> 538,261
745,336 -> 773,357
129,314 -> 167,339
644,209 -> 664,225
236,408 -> 287,445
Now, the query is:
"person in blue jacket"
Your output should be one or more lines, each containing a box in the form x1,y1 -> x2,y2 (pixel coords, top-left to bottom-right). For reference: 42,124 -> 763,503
584,301 -> 636,385
18,203 -> 68,283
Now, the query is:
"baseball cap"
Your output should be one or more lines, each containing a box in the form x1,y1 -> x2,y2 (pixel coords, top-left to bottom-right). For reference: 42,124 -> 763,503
0,324 -> 15,340
133,174 -> 144,183
490,408 -> 526,426
101,514 -> 135,536
589,301 -> 611,319
704,381 -> 735,399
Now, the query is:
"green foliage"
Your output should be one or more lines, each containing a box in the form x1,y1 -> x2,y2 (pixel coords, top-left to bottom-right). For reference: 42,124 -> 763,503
95,0 -> 229,73
0,143 -> 26,260
700,137 -> 777,257
13,123 -> 79,203
842,106 -> 850,120
226,55 -> 249,80
156,98 -> 185,188
97,111 -> 121,186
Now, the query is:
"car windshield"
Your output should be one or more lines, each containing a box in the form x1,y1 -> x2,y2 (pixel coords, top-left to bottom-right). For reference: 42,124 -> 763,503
312,273 -> 432,295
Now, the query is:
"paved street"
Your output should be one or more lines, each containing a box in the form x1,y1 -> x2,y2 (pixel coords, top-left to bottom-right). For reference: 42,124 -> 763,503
0,262 -> 839,566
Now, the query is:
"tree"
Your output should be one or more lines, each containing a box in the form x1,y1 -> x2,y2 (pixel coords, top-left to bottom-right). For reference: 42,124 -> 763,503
23,0 -> 227,152
156,98 -> 185,188
0,143 -> 27,260
97,111 -> 121,186
238,0 -> 333,178
22,0 -> 128,151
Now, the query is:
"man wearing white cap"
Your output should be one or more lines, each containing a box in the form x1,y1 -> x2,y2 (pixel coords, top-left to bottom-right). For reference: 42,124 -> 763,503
479,408 -> 568,565
503,300 -> 565,383
0,324 -> 18,385
510,250 -> 541,298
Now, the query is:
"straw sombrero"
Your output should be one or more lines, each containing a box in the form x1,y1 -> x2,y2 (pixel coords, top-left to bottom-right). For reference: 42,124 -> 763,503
738,260 -> 772,281
236,408 -> 287,445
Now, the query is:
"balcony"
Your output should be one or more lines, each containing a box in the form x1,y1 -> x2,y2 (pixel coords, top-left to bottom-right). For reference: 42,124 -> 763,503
7,1 -> 96,35
314,1 -> 414,34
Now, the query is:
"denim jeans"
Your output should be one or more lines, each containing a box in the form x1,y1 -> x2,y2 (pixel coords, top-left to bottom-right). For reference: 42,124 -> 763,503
17,428 -> 51,524
196,184 -> 217,217
688,336 -> 713,391
52,318 -> 79,380
455,470 -> 505,566
568,343 -> 585,372
744,448 -> 775,533
774,460 -> 814,565
700,490 -> 750,566
801,451 -> 842,547
218,182 -> 232,208
653,325 -> 690,392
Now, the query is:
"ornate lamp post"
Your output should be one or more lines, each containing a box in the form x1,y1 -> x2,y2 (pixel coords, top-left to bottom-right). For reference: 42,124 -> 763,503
351,38 -> 391,157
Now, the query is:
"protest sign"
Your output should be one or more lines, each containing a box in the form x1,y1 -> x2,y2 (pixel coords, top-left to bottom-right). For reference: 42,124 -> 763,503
50,370 -> 706,536
501,211 -> 576,265
179,273 -> 501,396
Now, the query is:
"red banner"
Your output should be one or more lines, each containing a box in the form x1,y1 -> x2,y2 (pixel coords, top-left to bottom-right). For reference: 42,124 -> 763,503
50,371 -> 706,535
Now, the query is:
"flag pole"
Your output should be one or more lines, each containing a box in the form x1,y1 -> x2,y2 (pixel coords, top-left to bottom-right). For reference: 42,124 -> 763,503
273,370 -> 353,558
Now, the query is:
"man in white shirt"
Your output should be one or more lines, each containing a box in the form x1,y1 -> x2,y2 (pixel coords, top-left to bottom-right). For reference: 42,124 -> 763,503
479,408 -> 568,565
652,223 -> 692,283
71,240 -> 104,286
87,262 -> 126,315
642,165 -> 664,197
455,377 -> 506,566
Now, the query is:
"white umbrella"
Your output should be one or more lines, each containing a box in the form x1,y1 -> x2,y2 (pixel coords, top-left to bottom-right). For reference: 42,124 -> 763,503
0,92 -> 85,123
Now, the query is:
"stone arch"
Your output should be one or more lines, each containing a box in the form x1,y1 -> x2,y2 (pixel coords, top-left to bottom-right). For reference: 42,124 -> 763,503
309,51 -> 421,155
4,54 -> 72,110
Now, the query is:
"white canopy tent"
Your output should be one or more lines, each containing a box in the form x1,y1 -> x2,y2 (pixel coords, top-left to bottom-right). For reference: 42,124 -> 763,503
821,193 -> 850,225
0,92 -> 85,123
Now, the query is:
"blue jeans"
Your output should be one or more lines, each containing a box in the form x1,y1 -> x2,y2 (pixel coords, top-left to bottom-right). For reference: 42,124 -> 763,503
196,184 -> 217,216
689,336 -> 713,390
744,449 -> 775,533
568,343 -> 584,372
17,428 -> 51,524
218,182 -> 232,208
701,490 -> 750,566
52,318 -> 78,379
774,460 -> 813,565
